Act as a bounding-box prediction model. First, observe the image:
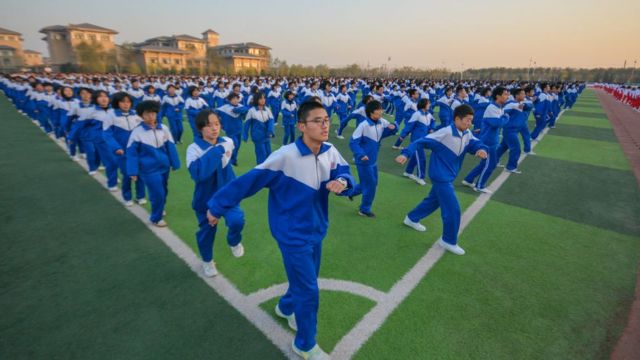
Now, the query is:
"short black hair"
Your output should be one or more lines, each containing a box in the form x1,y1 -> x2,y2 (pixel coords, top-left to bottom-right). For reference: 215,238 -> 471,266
188,85 -> 199,97
365,100 -> 383,118
417,98 -> 430,110
524,85 -> 535,94
362,94 -> 374,105
60,86 -> 75,101
195,109 -> 219,133
297,100 -> 324,123
491,86 -> 508,100
227,92 -> 239,101
91,90 -> 109,106
111,91 -> 133,110
136,100 -> 161,117
511,87 -> 524,97
453,104 -> 474,120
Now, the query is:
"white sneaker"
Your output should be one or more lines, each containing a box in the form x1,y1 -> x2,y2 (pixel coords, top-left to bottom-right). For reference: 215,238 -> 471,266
414,177 -> 426,186
162,210 -> 167,216
98,166 -> 105,171
153,219 -> 167,227
525,151 -> 536,155
80,154 -> 87,159
461,180 -> 475,188
230,243 -> 245,258
124,200 -> 134,207
203,261 -> 218,277
438,238 -> 466,255
403,216 -> 426,232
402,172 -> 412,178
392,145 -> 404,150
108,186 -> 118,192
137,198 -> 147,205
336,134 -> 344,140
88,171 -> 97,176
71,155 -> 80,162
496,163 -> 505,168
505,169 -> 522,174
474,187 -> 493,195
292,342 -> 329,360
275,304 -> 298,331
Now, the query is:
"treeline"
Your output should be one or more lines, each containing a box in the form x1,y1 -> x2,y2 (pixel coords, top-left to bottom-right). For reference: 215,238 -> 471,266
57,44 -> 638,83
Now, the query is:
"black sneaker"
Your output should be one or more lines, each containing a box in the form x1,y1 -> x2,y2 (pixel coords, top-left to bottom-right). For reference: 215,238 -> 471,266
358,210 -> 376,218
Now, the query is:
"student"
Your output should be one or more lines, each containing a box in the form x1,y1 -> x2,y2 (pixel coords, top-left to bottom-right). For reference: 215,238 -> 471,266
319,81 -> 336,118
103,92 -> 146,206
91,90 -> 119,191
336,94 -> 373,138
334,84 -> 352,139
185,86 -> 210,138
207,100 -> 354,359
280,90 -> 298,145
57,86 -> 81,161
127,79 -> 145,108
66,87 -> 95,164
126,100 -> 181,227
216,93 -> 249,166
186,110 -> 245,278
160,84 -> 185,144
519,85 -> 536,155
242,91 -> 275,165
397,98 -> 435,185
349,100 -> 398,217
462,86 -> 510,194
436,87 -> 454,129
471,87 -> 491,135
530,82 -> 550,140
392,89 -> 419,148
267,83 -> 282,124
143,85 -> 161,103
397,104 -> 488,255
495,88 -> 531,173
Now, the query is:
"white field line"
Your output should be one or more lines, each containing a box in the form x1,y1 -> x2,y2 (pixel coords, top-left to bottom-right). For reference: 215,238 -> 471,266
331,110 -> 565,359
17,99 -> 564,359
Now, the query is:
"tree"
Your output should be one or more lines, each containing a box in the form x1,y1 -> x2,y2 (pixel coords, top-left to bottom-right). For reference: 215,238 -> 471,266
75,41 -> 108,73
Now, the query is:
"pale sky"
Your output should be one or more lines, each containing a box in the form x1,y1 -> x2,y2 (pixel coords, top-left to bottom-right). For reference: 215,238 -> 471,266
2,0 -> 639,70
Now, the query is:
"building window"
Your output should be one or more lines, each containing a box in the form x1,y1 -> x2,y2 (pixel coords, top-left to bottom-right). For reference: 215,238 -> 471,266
174,59 -> 181,65
88,34 -> 96,41
75,34 -> 84,40
162,58 -> 169,64
0,36 -> 4,40
150,59 -> 157,64
102,35 -> 109,41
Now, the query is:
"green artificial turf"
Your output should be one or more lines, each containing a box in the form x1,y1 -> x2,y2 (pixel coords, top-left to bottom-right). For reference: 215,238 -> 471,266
0,95 -> 283,360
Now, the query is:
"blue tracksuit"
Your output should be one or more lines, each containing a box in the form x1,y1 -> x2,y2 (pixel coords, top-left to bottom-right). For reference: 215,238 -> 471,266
126,123 -> 181,223
127,88 -> 145,109
187,136 -> 244,263
242,106 -> 275,165
335,93 -> 351,129
216,103 -> 249,166
185,97 -> 209,137
402,125 -> 487,245
267,89 -> 282,123
349,117 -> 398,213
472,97 -> 490,136
496,101 -> 532,171
464,102 -> 509,189
337,105 -> 366,136
160,95 -> 185,143
436,95 -> 453,129
280,100 -> 298,145
531,92 -> 551,140
69,106 -> 118,186
207,138 -> 354,352
400,110 -> 436,179
519,98 -> 534,153
103,109 -> 146,201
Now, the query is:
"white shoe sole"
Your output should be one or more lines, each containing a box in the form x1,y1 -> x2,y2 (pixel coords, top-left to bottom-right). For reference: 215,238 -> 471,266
275,305 -> 297,331
403,216 -> 426,232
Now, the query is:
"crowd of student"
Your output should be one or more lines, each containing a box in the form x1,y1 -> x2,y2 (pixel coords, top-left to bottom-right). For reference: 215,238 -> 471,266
592,83 -> 640,110
0,72 -> 584,360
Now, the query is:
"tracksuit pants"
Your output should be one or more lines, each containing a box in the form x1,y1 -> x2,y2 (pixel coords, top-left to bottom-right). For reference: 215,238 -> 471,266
194,206 -> 244,262
407,181 -> 461,245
